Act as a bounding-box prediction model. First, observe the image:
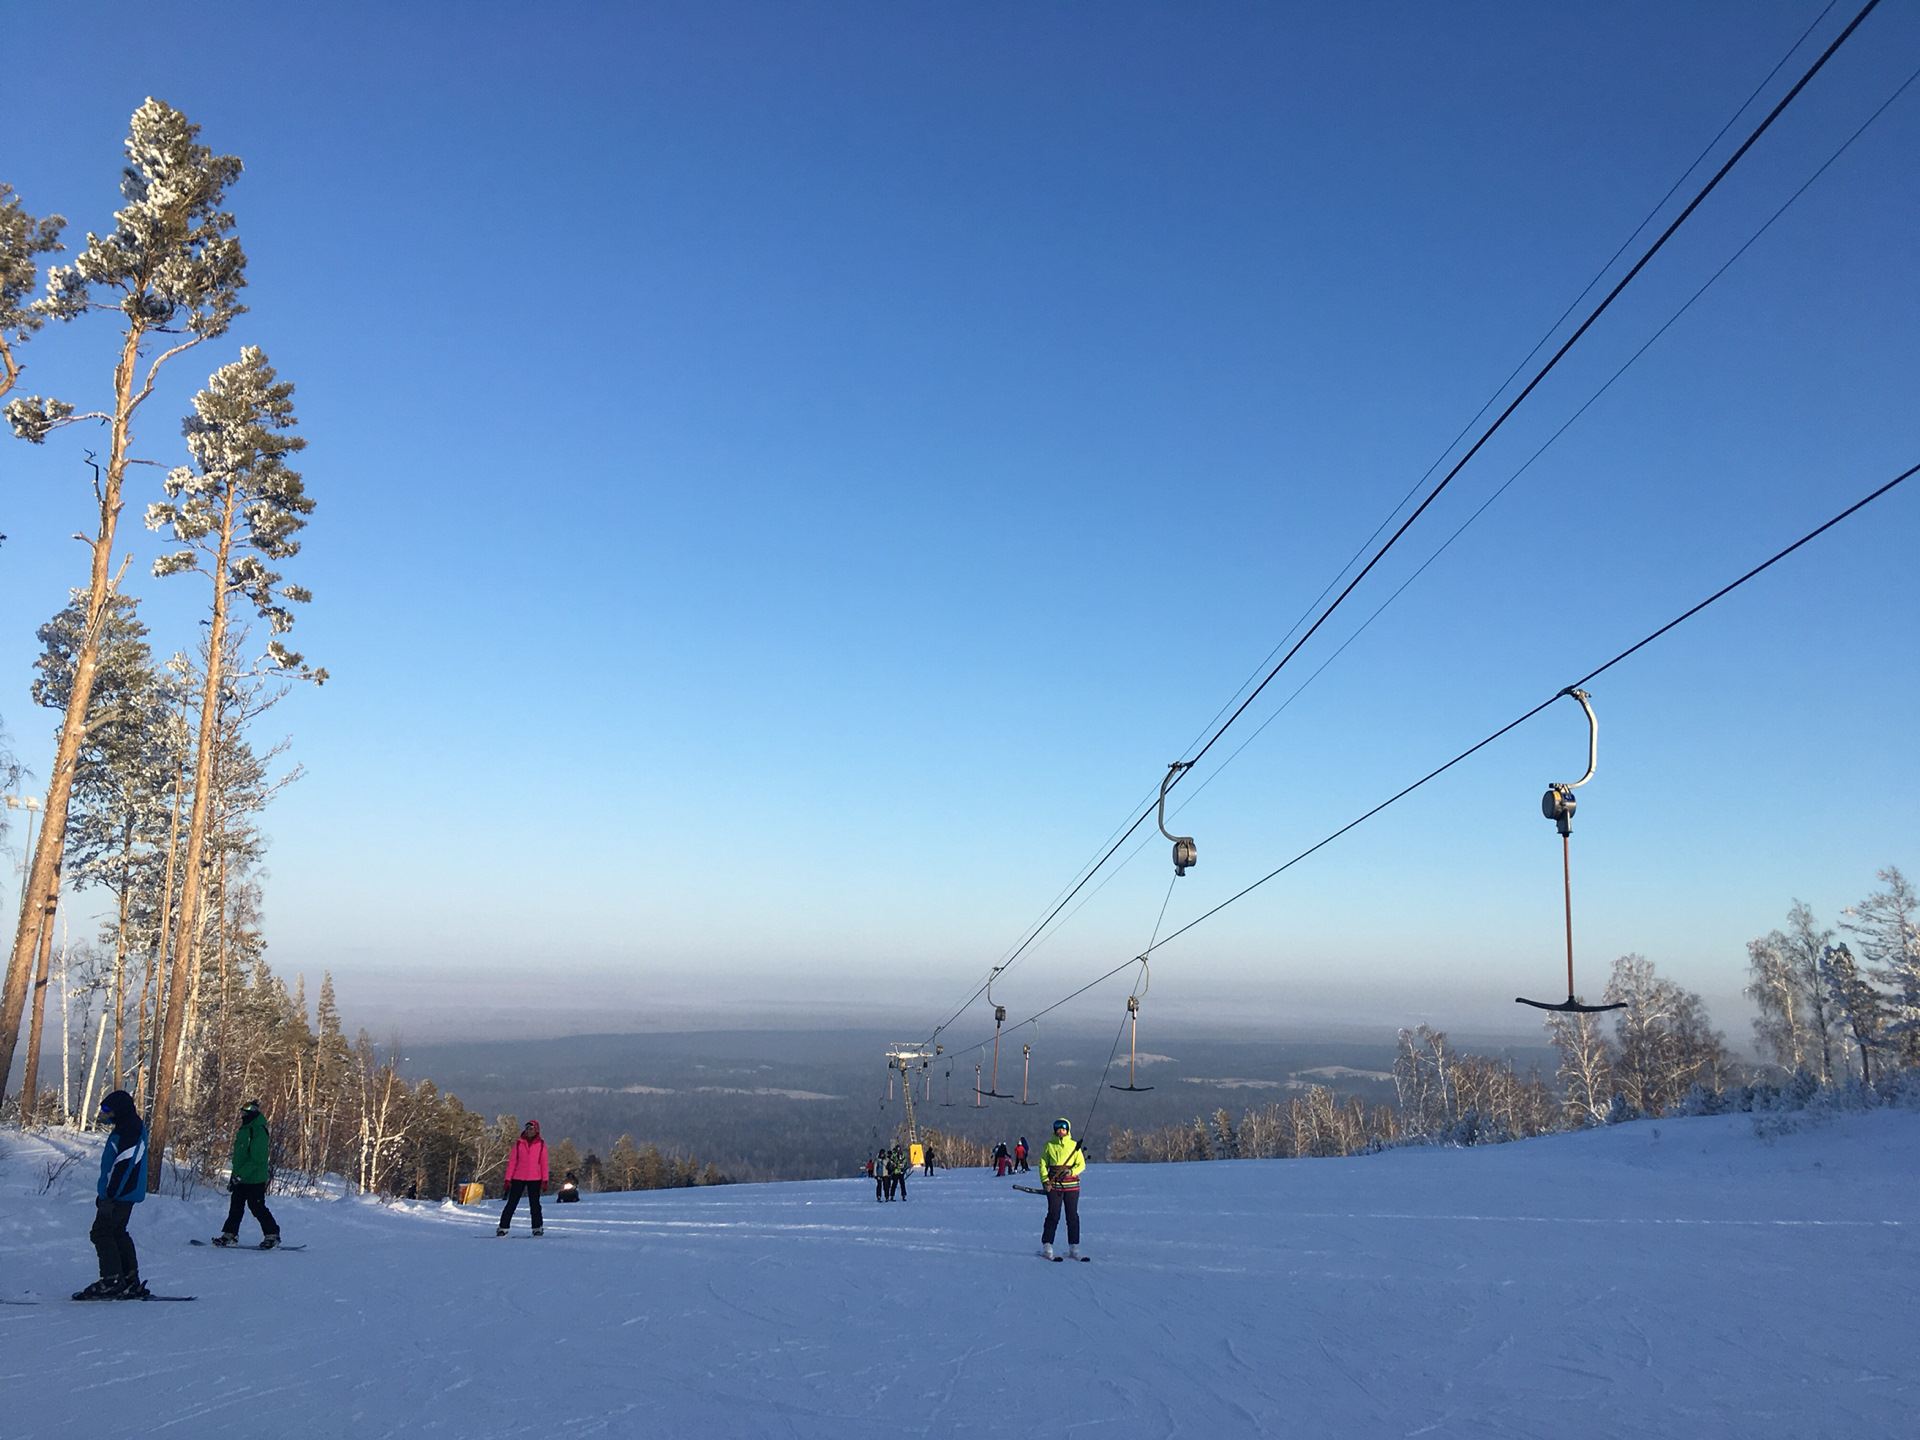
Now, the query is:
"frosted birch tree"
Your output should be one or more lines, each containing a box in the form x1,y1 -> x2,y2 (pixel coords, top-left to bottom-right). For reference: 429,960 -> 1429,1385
1745,901 -> 1842,1081
0,101 -> 246,1100
142,345 -> 319,1177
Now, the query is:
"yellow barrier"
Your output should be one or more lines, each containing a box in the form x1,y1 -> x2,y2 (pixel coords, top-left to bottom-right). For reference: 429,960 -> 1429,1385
909,1144 -> 924,1168
456,1183 -> 485,1205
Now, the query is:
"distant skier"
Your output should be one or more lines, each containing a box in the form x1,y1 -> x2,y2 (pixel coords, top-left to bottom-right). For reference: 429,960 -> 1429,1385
77,1089 -> 149,1300
889,1144 -> 909,1201
556,1170 -> 581,1203
1014,1137 -> 1029,1172
212,1100 -> 281,1248
498,1120 -> 549,1236
993,1142 -> 1011,1177
921,1141 -> 934,1177
1038,1117 -> 1087,1262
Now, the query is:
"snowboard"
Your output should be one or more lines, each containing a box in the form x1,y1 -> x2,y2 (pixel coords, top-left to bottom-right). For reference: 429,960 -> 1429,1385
69,1291 -> 196,1302
190,1239 -> 305,1250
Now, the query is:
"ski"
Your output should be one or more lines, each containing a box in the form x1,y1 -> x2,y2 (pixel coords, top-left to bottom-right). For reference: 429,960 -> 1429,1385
69,1292 -> 197,1302
190,1239 -> 305,1250
139,1294 -> 198,1302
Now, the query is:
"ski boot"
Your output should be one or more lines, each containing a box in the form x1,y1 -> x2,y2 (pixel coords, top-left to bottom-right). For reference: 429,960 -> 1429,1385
73,1276 -> 123,1301
114,1276 -> 152,1300
531,1225 -> 544,1237
259,1234 -> 280,1250
496,1225 -> 509,1237
1039,1244 -> 1054,1261
211,1233 -> 240,1248
1068,1245 -> 1084,1262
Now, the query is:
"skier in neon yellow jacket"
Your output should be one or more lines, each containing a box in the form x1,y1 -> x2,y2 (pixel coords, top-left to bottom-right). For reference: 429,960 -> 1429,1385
1038,1118 -> 1086,1261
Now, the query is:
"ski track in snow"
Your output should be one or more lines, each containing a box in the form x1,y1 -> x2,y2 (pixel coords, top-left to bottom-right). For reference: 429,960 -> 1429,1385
3,1110 -> 1918,1438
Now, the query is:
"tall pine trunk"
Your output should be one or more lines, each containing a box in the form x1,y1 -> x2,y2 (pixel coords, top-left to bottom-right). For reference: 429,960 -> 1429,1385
146,488 -> 238,1183
0,329 -> 145,1101
17,863 -> 61,1121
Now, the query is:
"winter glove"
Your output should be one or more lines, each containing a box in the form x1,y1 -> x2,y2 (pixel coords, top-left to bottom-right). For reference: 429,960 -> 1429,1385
227,1176 -> 237,1193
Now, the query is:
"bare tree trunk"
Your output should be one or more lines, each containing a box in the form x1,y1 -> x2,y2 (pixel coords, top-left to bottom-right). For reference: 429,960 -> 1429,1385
110,817 -> 135,1091
58,928 -> 71,1120
79,1002 -> 111,1128
18,866 -> 60,1122
148,491 -> 238,1186
0,324 -> 147,1098
142,711 -> 190,1108
215,846 -> 230,1103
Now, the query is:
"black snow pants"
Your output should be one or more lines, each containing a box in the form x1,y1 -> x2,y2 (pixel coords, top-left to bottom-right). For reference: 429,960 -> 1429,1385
91,1199 -> 138,1279
1042,1187 -> 1080,1247
223,1181 -> 280,1239
499,1179 -> 543,1230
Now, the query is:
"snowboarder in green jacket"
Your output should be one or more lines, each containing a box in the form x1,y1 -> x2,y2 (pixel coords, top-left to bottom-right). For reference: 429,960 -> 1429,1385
212,1100 -> 282,1248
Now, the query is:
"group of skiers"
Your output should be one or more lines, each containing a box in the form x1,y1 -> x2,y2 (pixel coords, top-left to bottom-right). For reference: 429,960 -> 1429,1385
856,1120 -> 1087,1259
991,1137 -> 1031,1176
73,1099 -> 1091,1298
866,1144 -> 914,1201
70,1099 -> 576,1299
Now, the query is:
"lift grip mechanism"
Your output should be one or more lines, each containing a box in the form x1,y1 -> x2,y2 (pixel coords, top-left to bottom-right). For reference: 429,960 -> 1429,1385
1158,762 -> 1197,876
1539,687 -> 1596,839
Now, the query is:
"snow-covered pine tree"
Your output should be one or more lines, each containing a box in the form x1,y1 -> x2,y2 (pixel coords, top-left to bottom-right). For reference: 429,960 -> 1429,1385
17,592 -> 163,1121
1819,942 -> 1886,1085
1842,868 -> 1919,1071
0,183 -> 66,401
0,100 -> 246,1103
143,346 -> 319,1182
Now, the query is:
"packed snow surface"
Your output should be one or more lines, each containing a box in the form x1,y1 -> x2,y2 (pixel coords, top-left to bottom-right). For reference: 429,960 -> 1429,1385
5,1111 -> 1918,1438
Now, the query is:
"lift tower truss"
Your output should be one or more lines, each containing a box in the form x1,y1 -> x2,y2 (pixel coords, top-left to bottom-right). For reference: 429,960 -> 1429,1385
885,1045 -> 936,1147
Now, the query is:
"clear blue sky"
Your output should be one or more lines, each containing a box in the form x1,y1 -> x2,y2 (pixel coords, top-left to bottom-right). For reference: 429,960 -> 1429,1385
3,2 -> 1916,1044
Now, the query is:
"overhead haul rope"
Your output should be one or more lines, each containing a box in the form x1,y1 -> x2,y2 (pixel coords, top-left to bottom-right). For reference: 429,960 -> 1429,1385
938,457 -> 1920,1061
921,0 -> 1885,1046
1181,0 -> 1847,750
1160,52 -> 1920,827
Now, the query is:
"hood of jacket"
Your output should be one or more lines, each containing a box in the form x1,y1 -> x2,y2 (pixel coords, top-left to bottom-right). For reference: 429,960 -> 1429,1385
100,1088 -> 142,1140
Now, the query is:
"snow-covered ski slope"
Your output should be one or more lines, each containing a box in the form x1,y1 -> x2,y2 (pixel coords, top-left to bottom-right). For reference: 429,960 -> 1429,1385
4,1110 -> 1918,1439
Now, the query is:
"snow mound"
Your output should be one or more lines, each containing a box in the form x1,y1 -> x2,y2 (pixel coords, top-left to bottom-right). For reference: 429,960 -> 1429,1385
4,1111 -> 1918,1438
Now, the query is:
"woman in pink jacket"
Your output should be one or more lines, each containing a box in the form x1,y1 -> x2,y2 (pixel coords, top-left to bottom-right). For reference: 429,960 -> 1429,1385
497,1121 -> 549,1236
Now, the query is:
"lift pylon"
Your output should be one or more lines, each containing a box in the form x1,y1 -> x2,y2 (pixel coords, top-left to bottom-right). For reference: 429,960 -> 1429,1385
885,1044 -> 937,1147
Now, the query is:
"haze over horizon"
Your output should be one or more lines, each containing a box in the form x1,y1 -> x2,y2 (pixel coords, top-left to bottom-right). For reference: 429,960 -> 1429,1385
4,2 -> 1916,1054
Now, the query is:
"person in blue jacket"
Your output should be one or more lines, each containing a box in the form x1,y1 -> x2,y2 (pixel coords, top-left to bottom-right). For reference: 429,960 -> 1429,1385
77,1089 -> 149,1300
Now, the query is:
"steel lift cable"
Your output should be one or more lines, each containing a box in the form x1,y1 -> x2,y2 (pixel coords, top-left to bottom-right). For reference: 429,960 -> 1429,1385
1179,0 -> 1845,747
922,0 -> 1883,1045
1139,458 -> 1920,967
1163,0 -> 1884,794
939,456 -> 1920,1058
1124,48 -> 1920,858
